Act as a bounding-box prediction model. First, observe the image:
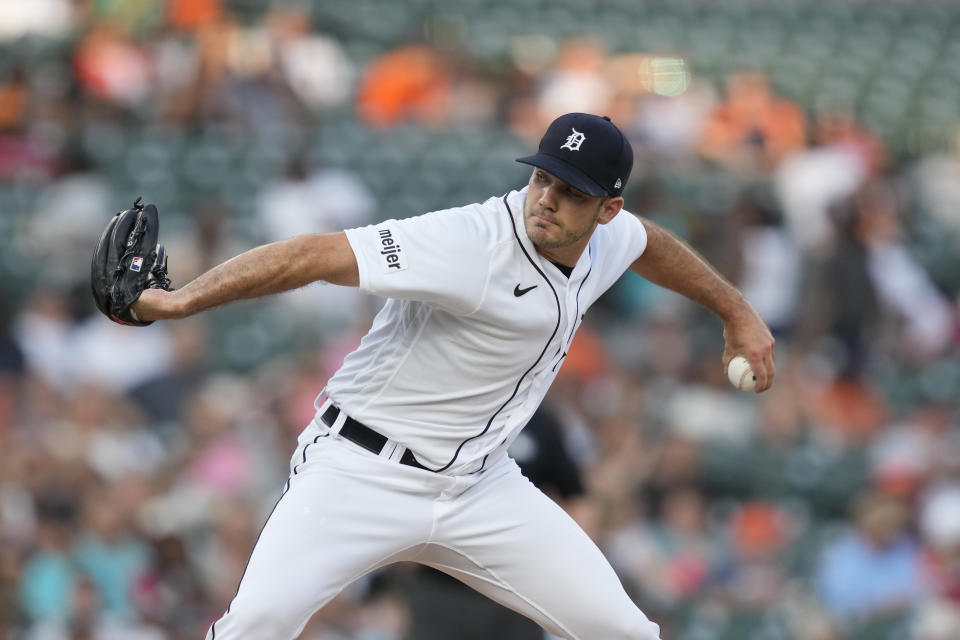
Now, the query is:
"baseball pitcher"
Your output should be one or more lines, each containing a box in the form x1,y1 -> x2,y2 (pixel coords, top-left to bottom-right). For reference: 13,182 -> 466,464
91,113 -> 775,639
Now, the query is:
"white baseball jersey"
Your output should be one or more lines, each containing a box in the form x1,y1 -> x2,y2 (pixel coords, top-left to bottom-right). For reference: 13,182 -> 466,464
325,186 -> 647,474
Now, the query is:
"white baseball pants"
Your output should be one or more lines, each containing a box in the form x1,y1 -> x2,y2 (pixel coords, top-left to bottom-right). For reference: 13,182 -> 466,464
205,419 -> 661,640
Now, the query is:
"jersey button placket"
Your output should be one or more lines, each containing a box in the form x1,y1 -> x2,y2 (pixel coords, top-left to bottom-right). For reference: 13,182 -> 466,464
561,276 -> 582,362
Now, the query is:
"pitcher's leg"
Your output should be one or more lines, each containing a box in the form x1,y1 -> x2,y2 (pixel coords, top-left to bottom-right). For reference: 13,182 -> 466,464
427,460 -> 660,640
206,439 -> 431,640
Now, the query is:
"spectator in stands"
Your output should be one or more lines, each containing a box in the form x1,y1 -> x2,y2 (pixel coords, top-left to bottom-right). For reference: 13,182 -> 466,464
166,0 -> 222,33
911,125 -> 960,244
0,65 -> 29,132
72,485 -> 152,620
920,484 -> 960,606
19,489 -> 80,623
257,154 -> 376,330
268,3 -> 355,114
127,321 -> 209,428
856,181 -> 955,360
733,191 -> 802,337
632,76 -> 716,160
815,490 -> 925,621
24,573 -> 166,640
134,534 -> 210,639
26,144 -> 112,290
536,37 -> 613,126
606,485 -> 716,614
73,21 -> 154,109
0,544 -> 25,634
0,294 -> 24,441
699,71 -> 807,173
356,44 -> 452,128
710,501 -> 791,611
870,402 -> 960,499
0,0 -> 75,40
775,108 -> 886,260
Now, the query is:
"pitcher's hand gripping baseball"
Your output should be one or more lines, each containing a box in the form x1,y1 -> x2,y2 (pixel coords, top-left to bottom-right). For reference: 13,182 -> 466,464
90,198 -> 173,326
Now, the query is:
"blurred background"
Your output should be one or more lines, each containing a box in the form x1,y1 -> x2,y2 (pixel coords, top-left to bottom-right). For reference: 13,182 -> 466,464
1,0 -> 960,638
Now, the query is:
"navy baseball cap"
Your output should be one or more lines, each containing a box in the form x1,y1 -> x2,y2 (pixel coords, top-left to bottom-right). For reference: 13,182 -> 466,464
517,113 -> 633,198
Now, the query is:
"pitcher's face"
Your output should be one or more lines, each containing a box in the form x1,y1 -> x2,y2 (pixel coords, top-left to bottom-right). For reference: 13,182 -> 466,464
523,169 -> 622,264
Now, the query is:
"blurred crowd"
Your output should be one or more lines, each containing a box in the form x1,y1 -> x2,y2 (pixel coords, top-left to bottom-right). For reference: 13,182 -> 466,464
1,1 -> 960,639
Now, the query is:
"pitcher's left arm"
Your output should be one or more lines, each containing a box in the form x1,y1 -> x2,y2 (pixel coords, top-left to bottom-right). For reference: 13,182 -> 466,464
630,218 -> 775,392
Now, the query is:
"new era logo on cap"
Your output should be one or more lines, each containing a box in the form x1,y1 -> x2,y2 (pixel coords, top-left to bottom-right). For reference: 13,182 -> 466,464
516,113 -> 633,197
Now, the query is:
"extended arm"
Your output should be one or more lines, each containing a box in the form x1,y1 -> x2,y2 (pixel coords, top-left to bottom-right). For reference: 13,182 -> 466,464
132,232 -> 359,321
630,219 -> 775,391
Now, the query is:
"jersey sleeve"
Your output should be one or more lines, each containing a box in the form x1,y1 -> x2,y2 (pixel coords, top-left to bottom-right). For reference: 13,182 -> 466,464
344,205 -> 494,313
604,208 -> 648,270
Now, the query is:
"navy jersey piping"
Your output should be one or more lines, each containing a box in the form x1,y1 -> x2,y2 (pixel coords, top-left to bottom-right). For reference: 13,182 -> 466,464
210,460 -> 302,637
430,193 -> 562,473
567,247 -> 591,345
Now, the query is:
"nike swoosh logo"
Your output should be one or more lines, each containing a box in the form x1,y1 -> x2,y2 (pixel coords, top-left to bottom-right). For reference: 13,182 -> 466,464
514,284 -> 537,297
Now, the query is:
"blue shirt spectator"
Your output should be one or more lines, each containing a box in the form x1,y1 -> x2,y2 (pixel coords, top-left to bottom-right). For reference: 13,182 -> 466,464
815,492 -> 925,619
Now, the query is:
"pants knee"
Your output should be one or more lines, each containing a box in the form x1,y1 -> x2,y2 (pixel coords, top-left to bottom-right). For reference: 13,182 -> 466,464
207,602 -> 300,640
606,611 -> 661,640
558,608 -> 659,640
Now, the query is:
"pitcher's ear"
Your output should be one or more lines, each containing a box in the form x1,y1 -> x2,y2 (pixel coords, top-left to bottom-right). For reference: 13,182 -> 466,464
597,196 -> 624,225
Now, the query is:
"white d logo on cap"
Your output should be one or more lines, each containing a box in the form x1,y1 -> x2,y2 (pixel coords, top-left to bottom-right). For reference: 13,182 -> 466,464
560,128 -> 586,151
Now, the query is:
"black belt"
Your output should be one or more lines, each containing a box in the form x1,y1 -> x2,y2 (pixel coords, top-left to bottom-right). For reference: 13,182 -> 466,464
320,404 -> 430,471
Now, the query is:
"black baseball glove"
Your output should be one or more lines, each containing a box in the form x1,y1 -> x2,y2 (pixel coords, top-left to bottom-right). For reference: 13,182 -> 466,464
90,198 -> 173,326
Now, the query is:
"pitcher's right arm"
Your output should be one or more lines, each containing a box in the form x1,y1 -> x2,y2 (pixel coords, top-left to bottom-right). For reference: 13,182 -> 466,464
132,232 -> 359,322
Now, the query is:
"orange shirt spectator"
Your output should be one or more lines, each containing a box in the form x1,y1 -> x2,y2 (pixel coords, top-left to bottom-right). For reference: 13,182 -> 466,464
356,45 -> 451,128
167,0 -> 222,32
699,72 -> 807,170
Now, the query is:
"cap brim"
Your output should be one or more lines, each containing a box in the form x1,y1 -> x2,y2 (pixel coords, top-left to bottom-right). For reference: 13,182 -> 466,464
516,153 -> 608,197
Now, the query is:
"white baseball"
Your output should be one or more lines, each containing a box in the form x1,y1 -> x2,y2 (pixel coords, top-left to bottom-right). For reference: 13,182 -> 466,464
727,356 -> 756,391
